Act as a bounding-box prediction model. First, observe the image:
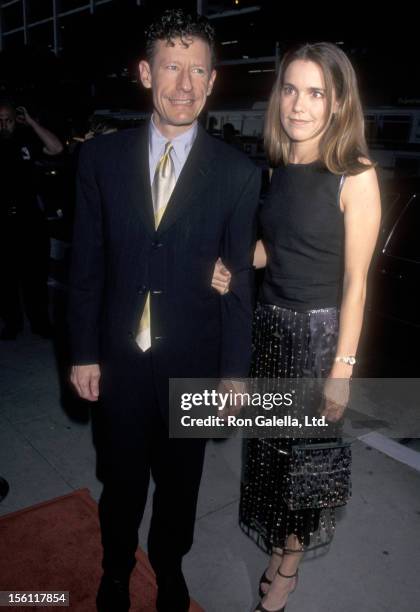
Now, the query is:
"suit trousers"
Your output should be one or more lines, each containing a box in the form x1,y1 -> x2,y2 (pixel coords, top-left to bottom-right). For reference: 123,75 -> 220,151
95,345 -> 206,581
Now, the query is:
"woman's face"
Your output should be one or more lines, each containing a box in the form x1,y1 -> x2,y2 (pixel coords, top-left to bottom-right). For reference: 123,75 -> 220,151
279,59 -> 334,147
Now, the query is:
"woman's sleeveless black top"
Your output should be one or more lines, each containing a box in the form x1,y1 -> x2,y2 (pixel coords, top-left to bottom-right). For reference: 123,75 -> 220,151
259,161 -> 345,311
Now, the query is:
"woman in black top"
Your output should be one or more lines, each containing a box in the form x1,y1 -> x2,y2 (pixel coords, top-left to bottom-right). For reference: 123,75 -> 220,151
212,42 -> 381,612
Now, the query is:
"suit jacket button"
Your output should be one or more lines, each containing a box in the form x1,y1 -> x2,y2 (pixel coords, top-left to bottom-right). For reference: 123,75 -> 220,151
155,336 -> 164,341
152,289 -> 163,294
152,241 -> 163,249
138,285 -> 147,294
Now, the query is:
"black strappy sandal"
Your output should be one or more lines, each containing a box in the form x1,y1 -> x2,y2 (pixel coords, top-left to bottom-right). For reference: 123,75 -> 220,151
258,550 -> 283,598
255,568 -> 299,612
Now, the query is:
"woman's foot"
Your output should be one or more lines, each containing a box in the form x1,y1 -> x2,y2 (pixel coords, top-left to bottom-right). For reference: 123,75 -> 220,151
256,568 -> 298,612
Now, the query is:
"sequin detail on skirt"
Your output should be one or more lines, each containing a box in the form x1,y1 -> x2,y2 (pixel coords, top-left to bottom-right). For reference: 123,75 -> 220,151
239,303 -> 341,554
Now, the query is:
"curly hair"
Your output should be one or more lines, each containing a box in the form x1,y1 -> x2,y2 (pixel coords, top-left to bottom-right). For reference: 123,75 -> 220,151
145,8 -> 216,67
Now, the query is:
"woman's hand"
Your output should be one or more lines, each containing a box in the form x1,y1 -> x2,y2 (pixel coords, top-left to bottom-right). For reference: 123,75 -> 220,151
211,257 -> 231,295
319,374 -> 350,422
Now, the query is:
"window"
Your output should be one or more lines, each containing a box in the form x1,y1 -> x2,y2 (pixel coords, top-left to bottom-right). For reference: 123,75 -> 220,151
2,2 -> 23,32
2,30 -> 24,51
365,115 -> 377,143
27,0 -> 53,24
394,157 -> 420,178
60,11 -> 92,62
243,115 -> 263,137
378,115 -> 412,144
28,22 -> 54,50
414,116 -> 420,142
60,0 -> 91,13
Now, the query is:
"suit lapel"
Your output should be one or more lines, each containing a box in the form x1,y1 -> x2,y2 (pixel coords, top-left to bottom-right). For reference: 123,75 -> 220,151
124,124 -> 155,238
156,125 -> 217,236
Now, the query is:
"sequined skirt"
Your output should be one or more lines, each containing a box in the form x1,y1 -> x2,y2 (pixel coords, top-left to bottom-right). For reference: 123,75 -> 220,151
239,302 -> 341,553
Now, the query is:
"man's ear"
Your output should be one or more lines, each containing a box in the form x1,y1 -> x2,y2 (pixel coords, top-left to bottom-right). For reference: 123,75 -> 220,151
206,69 -> 217,97
139,60 -> 152,89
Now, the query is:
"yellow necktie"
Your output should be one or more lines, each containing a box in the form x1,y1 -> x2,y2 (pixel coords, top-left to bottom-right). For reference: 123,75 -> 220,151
136,142 -> 176,351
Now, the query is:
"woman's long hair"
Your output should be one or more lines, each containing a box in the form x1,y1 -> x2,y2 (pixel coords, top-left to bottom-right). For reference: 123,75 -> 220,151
264,42 -> 373,175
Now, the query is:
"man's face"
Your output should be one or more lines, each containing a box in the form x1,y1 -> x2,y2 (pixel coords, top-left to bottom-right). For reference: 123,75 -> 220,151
139,36 -> 216,137
0,107 -> 16,139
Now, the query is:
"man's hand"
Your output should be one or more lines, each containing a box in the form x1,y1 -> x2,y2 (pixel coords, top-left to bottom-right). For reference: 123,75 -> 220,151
15,106 -> 34,127
16,106 -> 63,155
70,364 -> 101,402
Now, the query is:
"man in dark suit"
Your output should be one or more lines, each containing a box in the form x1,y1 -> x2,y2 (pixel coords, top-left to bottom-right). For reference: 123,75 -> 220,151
69,9 -> 260,612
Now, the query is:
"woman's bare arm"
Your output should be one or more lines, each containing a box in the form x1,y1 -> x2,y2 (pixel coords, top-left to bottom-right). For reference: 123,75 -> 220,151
322,163 -> 381,420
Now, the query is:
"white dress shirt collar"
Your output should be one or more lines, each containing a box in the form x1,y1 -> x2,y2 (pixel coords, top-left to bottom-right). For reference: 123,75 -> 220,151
149,115 -> 198,183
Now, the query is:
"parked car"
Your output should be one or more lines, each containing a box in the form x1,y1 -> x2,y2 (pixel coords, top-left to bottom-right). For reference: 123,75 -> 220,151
357,177 -> 420,377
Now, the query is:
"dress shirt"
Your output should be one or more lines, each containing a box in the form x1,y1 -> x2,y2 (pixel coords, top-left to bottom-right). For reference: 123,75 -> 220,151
148,115 -> 198,186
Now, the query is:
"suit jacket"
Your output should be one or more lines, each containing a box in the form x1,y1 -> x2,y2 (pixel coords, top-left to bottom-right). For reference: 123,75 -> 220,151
68,124 -> 261,412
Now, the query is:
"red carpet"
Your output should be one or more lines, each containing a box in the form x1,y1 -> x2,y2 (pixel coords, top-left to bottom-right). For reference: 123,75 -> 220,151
0,489 -> 204,611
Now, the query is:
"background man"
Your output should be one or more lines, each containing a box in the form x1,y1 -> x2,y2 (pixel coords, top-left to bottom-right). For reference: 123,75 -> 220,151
0,101 -> 63,340
69,9 -> 261,612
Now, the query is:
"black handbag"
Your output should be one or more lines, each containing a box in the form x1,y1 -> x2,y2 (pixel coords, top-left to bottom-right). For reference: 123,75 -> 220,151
282,441 -> 352,511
